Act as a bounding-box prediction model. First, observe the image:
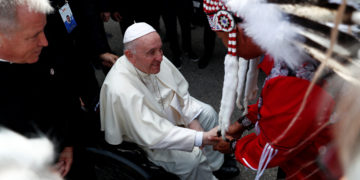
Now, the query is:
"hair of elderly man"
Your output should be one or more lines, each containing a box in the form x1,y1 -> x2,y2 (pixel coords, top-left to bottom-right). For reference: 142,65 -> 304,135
124,40 -> 137,54
0,0 -> 53,34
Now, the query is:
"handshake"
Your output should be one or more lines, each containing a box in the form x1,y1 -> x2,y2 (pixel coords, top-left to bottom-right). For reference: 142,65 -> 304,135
202,120 -> 246,154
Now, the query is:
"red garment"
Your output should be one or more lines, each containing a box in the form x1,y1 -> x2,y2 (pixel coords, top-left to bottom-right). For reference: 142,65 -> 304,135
258,55 -> 274,75
235,57 -> 335,179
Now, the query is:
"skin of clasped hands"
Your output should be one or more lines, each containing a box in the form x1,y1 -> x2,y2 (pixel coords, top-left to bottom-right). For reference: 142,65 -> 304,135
202,126 -> 219,148
189,119 -> 210,150
208,120 -> 247,154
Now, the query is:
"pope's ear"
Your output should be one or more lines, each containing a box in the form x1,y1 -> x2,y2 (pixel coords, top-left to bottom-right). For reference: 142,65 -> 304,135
124,49 -> 135,64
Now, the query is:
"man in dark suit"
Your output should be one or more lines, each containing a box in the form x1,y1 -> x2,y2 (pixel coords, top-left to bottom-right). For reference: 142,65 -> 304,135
0,0 -> 76,177
42,0 -> 118,179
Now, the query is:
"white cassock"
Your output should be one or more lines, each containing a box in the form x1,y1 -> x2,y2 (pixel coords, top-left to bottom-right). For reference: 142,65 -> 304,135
100,55 -> 224,180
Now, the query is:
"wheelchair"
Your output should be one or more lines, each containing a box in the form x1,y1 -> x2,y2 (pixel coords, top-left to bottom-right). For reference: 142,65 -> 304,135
84,141 -> 179,180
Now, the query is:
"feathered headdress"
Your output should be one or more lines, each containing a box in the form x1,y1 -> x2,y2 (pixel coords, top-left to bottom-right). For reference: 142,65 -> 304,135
204,0 -> 360,139
0,128 -> 62,180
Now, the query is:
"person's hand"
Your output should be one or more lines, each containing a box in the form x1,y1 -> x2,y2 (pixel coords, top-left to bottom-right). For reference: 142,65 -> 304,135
54,146 -> 73,177
210,136 -> 234,154
111,12 -> 122,22
100,12 -> 111,22
100,52 -> 119,68
226,121 -> 245,139
202,126 -> 219,146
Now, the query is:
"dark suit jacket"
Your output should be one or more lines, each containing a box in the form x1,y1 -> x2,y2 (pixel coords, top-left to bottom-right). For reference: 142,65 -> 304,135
0,61 -> 79,153
0,0 -> 83,153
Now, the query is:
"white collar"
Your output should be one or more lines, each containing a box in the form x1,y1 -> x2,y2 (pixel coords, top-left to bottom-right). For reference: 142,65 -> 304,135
126,59 -> 156,80
0,59 -> 13,64
0,58 -> 9,63
134,66 -> 152,78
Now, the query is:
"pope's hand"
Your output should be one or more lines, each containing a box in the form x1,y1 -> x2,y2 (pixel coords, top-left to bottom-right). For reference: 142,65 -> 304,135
202,126 -> 219,146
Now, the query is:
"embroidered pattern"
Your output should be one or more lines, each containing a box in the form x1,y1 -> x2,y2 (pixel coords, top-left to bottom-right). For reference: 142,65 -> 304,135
266,61 -> 315,81
215,10 -> 235,32
203,0 -> 237,55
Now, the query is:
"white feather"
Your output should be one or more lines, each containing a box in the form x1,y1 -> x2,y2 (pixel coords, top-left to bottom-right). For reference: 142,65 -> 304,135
279,5 -> 337,24
235,58 -> 248,110
352,11 -> 360,25
243,58 -> 260,116
218,54 -> 239,139
298,28 -> 351,57
0,128 -> 62,180
226,0 -> 307,68
329,0 -> 360,10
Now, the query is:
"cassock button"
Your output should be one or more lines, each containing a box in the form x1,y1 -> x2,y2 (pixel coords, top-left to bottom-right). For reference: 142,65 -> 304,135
50,68 -> 55,75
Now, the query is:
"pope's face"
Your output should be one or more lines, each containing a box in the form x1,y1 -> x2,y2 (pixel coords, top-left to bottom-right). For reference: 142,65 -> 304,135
128,32 -> 163,74
216,25 -> 264,59
0,5 -> 48,63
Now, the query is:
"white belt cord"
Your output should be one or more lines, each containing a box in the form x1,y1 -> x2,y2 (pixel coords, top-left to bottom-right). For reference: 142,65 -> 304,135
255,143 -> 278,180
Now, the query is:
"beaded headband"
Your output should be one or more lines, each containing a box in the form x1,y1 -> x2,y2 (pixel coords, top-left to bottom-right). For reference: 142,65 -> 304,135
203,0 -> 239,56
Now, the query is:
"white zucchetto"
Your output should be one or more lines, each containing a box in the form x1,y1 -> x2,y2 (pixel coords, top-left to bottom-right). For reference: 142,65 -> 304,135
123,22 -> 156,43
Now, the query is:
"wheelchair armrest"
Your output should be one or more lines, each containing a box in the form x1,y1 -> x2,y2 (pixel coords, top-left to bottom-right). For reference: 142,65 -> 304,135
85,147 -> 151,180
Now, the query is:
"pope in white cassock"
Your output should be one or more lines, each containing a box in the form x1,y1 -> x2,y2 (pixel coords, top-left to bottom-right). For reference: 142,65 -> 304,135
100,22 -> 225,180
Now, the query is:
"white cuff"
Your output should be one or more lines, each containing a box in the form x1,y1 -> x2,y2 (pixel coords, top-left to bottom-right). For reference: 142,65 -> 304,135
195,132 -> 203,147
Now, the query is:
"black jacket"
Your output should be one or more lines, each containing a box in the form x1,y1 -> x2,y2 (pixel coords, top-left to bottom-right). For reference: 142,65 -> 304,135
0,0 -> 82,153
0,61 -> 79,152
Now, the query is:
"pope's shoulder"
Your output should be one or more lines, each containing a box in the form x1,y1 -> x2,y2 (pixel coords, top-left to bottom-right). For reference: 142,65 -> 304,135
101,56 -> 137,92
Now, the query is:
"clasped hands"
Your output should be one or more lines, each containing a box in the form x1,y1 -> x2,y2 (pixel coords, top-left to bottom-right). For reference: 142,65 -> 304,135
202,121 -> 245,154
